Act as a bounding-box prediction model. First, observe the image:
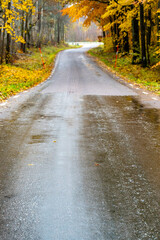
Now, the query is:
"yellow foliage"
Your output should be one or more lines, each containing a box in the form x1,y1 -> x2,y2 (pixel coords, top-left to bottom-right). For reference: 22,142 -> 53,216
0,64 -> 47,98
62,1 -> 107,27
0,45 -> 78,100
15,36 -> 26,43
103,37 -> 113,52
0,0 -> 35,43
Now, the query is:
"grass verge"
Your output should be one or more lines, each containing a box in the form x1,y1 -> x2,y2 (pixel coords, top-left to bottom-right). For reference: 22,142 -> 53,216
0,44 -> 79,101
88,46 -> 160,95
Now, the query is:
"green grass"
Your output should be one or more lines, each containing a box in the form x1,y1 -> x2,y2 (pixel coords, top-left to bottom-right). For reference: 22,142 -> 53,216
88,46 -> 160,95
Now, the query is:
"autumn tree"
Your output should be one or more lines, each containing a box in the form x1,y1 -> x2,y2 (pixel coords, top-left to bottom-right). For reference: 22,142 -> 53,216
0,0 -> 70,63
0,0 -> 35,62
158,0 -> 160,45
62,0 -> 160,67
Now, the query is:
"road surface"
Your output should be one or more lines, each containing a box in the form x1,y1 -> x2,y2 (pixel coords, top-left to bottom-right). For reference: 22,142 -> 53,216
0,45 -> 160,239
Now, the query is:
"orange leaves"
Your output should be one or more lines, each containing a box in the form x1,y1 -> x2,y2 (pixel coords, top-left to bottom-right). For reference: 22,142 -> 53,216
62,1 -> 107,27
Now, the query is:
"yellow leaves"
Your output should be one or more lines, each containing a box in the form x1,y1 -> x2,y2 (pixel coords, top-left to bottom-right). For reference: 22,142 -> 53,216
0,63 -> 45,100
118,0 -> 134,6
103,23 -> 111,31
1,0 -> 35,42
151,62 -> 160,69
62,0 -> 107,27
0,45 -> 71,101
0,65 -> 41,84
103,36 -> 113,52
0,48 -> 46,85
102,0 -> 141,35
15,36 -> 26,43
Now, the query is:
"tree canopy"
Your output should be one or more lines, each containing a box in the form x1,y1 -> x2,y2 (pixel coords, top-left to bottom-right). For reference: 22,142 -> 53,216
62,0 -> 160,67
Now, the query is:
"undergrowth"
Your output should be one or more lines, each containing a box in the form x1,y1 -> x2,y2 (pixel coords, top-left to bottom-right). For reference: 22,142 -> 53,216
0,44 -> 77,101
88,45 -> 160,95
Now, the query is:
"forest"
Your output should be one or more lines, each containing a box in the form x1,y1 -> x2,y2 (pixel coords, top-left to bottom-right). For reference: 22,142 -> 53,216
1,0 -> 159,67
0,0 -> 100,100
62,0 -> 160,68
0,0 -> 71,63
0,0 -> 100,64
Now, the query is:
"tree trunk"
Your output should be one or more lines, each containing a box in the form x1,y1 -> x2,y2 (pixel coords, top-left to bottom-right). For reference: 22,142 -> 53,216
147,8 -> 152,46
6,1 -> 11,63
1,18 -> 6,64
140,2 -> 147,67
132,14 -> 140,63
158,0 -> 160,45
0,28 -> 2,61
37,0 -> 42,48
23,13 -> 28,53
113,15 -> 120,52
57,18 -> 60,44
27,10 -> 33,48
57,2 -> 61,44
123,31 -> 129,53
21,11 -> 24,52
147,8 -> 152,64
6,31 -> 11,63
62,22 -> 65,43
109,17 -> 114,38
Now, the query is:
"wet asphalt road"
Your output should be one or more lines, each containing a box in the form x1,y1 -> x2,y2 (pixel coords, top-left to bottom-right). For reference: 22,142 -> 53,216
0,45 -> 160,240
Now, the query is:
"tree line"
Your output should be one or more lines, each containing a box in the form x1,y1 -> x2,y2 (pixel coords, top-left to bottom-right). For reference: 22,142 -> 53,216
62,0 -> 160,67
0,0 -> 68,64
66,19 -> 101,42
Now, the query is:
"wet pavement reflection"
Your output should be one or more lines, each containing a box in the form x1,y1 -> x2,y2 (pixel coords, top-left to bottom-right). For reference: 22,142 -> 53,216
80,96 -> 160,239
0,46 -> 160,240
